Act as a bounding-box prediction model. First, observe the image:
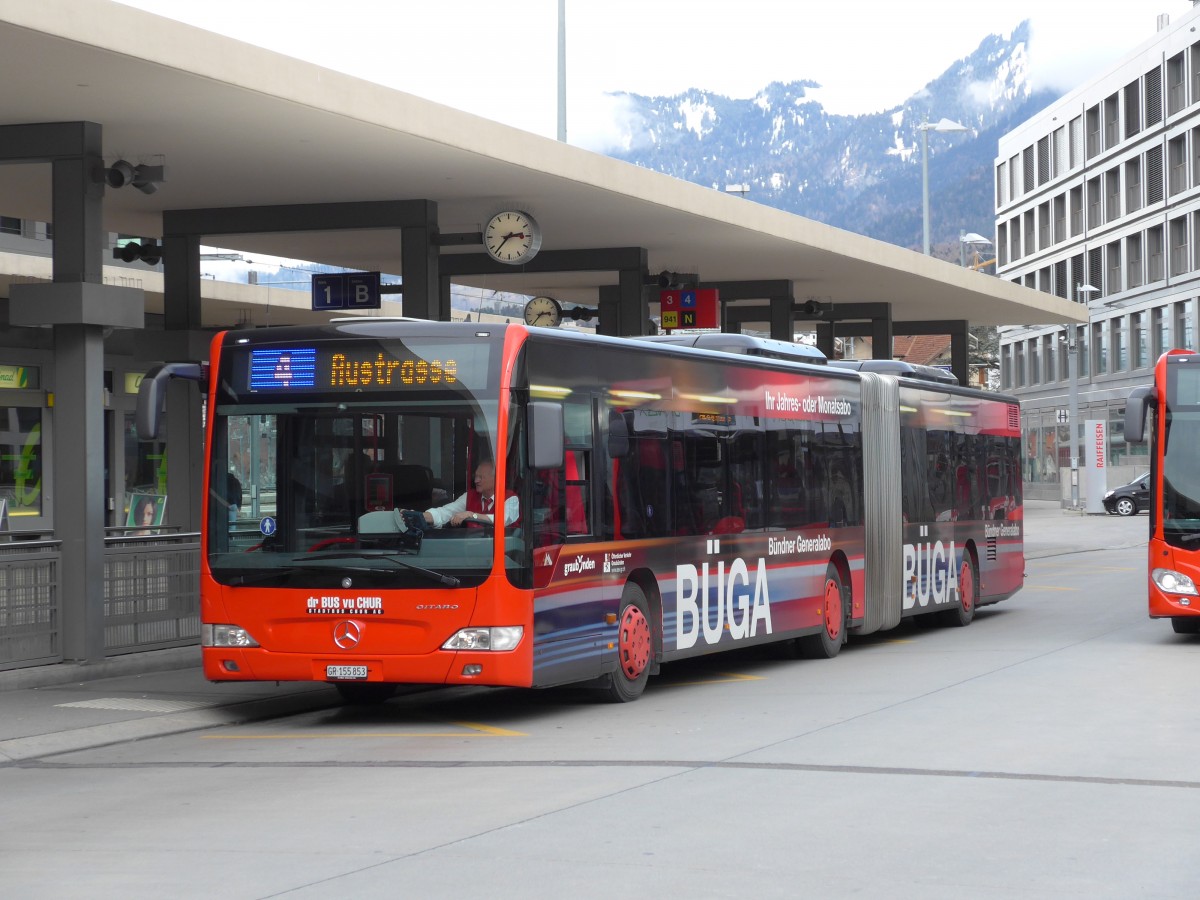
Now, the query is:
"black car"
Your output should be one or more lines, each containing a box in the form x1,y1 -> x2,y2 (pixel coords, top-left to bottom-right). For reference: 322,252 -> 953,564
1103,472 -> 1150,516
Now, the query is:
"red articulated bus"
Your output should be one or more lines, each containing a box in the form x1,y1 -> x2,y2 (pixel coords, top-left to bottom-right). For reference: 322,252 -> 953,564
1125,349 -> 1200,633
138,321 -> 1024,703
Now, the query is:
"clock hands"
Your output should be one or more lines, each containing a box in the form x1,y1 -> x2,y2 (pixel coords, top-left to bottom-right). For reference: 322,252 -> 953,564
490,231 -> 528,256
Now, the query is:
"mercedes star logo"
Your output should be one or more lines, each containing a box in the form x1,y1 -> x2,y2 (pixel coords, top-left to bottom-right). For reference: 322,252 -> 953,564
333,620 -> 362,649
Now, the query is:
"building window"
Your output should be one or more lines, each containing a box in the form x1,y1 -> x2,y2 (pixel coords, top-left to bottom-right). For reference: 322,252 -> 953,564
1087,177 -> 1102,229
1023,209 -> 1035,256
996,161 -> 1007,207
1093,321 -> 1108,375
1113,316 -> 1128,372
1086,105 -> 1101,158
1125,157 -> 1143,212
997,222 -> 1008,266
1038,202 -> 1051,251
1170,216 -> 1190,276
0,407 -> 44,519
1148,224 -> 1165,281
1169,51 -> 1186,115
1077,325 -> 1089,378
1053,194 -> 1067,244
1127,233 -> 1144,288
1105,167 -> 1122,222
1133,311 -> 1148,368
1037,136 -> 1051,185
1054,259 -> 1069,300
1124,79 -> 1141,139
1107,240 -> 1122,294
1070,116 -> 1083,168
0,216 -> 21,235
1191,44 -> 1200,108
1153,306 -> 1168,358
1015,342 -> 1025,388
1177,298 -> 1195,349
1070,185 -> 1083,236
1169,134 -> 1188,195
1104,93 -> 1120,149
1030,338 -> 1040,384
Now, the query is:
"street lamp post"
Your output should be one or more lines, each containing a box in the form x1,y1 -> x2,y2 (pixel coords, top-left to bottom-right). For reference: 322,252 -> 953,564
1068,282 -> 1100,508
919,118 -> 968,255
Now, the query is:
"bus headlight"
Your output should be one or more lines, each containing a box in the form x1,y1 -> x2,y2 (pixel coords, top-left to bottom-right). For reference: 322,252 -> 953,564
442,626 -> 524,652
202,624 -> 261,647
1151,568 -> 1198,596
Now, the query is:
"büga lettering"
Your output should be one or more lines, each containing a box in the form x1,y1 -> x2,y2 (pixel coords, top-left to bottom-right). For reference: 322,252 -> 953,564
676,557 -> 773,649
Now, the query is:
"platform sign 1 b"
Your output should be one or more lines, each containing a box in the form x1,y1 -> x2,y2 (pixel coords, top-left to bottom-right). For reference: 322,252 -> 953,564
312,272 -> 381,311
659,288 -> 719,331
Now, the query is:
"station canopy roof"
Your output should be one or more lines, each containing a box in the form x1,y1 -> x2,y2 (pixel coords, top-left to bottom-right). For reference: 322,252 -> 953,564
0,0 -> 1086,329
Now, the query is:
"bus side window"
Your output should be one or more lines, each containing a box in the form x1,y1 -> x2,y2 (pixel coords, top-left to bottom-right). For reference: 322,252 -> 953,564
565,450 -> 588,534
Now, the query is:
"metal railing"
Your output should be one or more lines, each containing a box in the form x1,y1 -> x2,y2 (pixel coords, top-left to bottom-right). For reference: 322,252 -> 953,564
0,538 -> 61,671
103,532 -> 200,655
0,531 -> 201,670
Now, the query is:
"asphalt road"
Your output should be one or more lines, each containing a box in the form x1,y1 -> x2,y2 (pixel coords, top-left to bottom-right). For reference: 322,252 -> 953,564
3,508 -> 1197,899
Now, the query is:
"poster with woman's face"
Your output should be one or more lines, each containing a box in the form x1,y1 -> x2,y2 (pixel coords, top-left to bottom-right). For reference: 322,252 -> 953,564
126,493 -> 166,533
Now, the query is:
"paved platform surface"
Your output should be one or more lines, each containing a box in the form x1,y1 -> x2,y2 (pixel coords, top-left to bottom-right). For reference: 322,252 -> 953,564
0,500 -> 1148,763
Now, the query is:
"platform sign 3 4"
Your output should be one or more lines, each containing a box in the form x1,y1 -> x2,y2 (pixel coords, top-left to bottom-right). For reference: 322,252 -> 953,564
660,288 -> 719,331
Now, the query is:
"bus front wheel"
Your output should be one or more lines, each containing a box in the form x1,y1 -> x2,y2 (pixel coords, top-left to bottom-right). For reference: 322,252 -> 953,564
1170,616 -> 1200,634
603,583 -> 653,702
797,564 -> 846,659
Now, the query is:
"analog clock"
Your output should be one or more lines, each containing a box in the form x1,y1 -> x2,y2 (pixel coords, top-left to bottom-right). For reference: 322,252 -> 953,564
483,209 -> 542,265
523,296 -> 562,327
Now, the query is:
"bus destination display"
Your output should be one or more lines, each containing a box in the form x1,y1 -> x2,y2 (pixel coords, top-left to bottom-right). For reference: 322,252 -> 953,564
245,341 -> 488,393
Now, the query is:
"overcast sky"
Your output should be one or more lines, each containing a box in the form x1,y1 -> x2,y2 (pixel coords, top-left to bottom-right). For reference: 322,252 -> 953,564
118,0 -> 1198,150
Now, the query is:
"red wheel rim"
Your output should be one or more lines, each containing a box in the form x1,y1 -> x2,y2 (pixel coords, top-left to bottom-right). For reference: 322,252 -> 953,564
959,560 -> 974,613
823,578 -> 842,640
617,605 -> 651,680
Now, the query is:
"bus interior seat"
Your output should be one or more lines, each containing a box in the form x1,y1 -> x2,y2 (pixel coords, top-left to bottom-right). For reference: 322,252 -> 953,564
391,463 -> 434,511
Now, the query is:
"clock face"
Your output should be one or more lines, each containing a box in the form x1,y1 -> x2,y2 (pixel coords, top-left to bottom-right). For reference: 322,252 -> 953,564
523,296 -> 562,327
484,210 -> 542,265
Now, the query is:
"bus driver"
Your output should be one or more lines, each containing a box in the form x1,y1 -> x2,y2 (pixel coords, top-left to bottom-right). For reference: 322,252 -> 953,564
414,459 -> 519,528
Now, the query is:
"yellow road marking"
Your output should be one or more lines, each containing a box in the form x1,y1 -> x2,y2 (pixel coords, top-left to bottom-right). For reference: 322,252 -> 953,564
665,671 -> 765,687
203,721 -> 527,740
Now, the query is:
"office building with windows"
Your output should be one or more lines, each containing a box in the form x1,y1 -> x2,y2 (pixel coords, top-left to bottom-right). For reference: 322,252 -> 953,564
996,5 -> 1200,501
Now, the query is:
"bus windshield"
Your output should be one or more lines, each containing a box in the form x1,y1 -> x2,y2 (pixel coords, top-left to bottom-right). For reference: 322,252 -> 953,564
209,396 -> 510,588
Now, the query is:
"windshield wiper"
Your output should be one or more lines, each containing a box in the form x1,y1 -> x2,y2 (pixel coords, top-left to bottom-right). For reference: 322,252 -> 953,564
297,552 -> 461,587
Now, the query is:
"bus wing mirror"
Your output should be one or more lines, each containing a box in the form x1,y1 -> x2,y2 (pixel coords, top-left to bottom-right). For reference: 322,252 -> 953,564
1124,385 -> 1155,445
607,410 -> 630,459
528,401 -> 564,469
136,362 -> 205,440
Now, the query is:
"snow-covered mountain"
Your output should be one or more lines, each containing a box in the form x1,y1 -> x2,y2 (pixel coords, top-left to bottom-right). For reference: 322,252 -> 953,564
601,20 -> 1057,254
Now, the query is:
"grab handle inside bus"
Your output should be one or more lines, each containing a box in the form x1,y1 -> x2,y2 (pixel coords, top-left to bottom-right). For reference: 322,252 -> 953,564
136,362 -> 205,440
1124,385 -> 1155,445
528,400 -> 564,469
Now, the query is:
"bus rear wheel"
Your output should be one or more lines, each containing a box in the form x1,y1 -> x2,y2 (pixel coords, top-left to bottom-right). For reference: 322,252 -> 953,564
939,552 -> 977,627
1171,616 -> 1200,634
603,583 -> 653,702
797,564 -> 846,659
